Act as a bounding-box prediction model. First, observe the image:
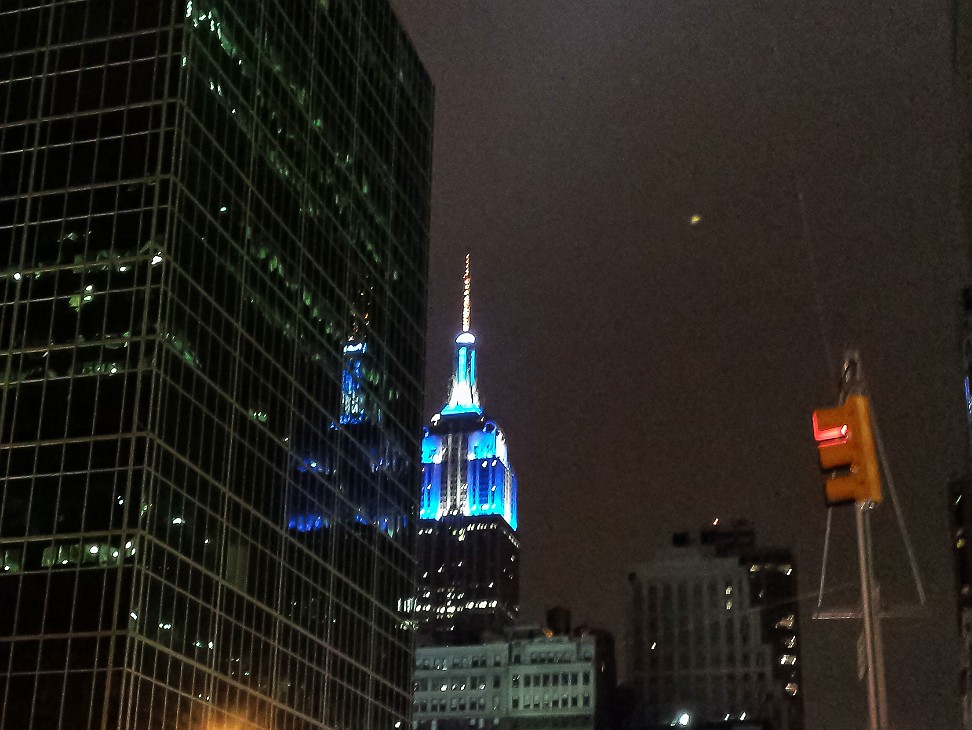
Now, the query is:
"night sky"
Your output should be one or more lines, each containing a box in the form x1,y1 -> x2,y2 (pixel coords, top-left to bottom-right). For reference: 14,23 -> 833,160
390,2 -> 967,727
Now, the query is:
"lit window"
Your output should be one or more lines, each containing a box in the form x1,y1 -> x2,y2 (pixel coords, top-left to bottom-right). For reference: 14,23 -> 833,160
68,284 -> 96,311
2,549 -> 22,573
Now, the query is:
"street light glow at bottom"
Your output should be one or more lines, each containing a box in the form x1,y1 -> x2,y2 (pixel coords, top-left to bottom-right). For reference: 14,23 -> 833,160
675,712 -> 690,727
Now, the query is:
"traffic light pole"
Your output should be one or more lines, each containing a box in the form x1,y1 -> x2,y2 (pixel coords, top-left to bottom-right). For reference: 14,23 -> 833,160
814,352 -> 925,729
855,501 -> 888,730
865,507 -> 890,728
841,353 -> 888,730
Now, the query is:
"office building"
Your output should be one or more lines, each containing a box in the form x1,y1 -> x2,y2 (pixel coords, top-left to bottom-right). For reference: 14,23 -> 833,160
412,626 -> 614,730
415,257 -> 519,641
953,474 -> 972,730
953,286 -> 972,729
0,1 -> 432,728
628,522 -> 802,730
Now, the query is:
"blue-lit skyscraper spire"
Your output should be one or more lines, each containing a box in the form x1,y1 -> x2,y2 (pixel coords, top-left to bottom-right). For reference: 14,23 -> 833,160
417,255 -> 520,641
441,254 -> 481,416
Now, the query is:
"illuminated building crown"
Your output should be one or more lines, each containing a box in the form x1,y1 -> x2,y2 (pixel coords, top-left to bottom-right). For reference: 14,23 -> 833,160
439,254 -> 481,417
421,255 -> 518,530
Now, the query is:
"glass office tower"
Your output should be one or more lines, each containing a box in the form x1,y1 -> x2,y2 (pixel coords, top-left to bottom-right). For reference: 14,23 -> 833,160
0,1 -> 432,728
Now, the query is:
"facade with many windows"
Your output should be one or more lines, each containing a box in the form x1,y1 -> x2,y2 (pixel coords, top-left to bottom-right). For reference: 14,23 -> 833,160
412,631 -> 603,730
628,523 -> 802,730
0,0 -> 432,728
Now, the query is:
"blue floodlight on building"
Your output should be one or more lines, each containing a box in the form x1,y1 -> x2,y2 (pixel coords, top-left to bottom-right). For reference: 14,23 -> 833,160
339,339 -> 376,425
420,255 -> 518,529
416,255 -> 520,639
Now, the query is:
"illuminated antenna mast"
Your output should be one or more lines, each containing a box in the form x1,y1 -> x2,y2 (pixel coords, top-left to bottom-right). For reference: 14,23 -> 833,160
439,254 -> 481,416
462,253 -> 471,333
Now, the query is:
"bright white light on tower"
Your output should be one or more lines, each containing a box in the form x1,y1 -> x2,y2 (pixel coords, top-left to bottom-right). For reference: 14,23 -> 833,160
676,712 -> 690,727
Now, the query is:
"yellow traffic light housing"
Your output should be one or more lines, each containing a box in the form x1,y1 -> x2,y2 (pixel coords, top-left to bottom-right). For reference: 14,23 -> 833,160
811,395 -> 882,505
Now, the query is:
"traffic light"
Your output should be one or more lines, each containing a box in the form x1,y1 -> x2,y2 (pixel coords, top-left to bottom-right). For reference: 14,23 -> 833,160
811,395 -> 882,505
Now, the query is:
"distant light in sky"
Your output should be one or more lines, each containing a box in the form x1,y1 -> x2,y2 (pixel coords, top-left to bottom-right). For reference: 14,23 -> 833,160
689,213 -> 702,226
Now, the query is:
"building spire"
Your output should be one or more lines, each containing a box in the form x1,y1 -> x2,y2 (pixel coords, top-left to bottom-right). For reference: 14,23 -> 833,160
439,255 -> 482,417
462,253 -> 471,333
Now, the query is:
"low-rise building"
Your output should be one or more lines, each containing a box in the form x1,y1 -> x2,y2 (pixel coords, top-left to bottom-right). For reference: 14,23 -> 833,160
412,627 -> 613,730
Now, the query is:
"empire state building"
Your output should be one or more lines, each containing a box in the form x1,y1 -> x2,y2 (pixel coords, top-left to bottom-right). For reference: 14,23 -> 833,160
415,256 -> 520,642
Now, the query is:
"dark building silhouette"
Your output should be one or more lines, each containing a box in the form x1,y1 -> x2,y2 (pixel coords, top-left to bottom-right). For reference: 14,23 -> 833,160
415,257 -> 520,642
0,0 -> 432,727
952,285 -> 972,728
628,522 -> 803,730
547,606 -> 573,637
544,607 -> 619,730
952,477 -> 972,728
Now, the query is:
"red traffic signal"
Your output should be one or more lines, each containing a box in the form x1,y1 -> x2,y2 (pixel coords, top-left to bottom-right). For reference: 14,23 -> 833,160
811,395 -> 882,505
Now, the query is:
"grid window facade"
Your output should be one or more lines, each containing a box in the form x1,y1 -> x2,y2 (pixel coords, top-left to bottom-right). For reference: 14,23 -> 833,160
412,638 -> 599,730
415,514 -> 519,640
0,0 -> 432,728
629,548 -> 803,728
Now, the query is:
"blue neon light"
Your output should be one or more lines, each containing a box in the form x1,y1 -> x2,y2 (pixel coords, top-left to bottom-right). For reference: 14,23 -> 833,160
422,434 -> 442,463
423,293 -> 517,528
509,473 -> 518,531
288,514 -> 330,532
440,402 -> 483,416
336,339 -> 382,426
468,430 -> 496,460
287,512 -> 407,536
419,462 -> 442,519
340,348 -> 365,424
418,425 -> 517,529
439,331 -> 481,417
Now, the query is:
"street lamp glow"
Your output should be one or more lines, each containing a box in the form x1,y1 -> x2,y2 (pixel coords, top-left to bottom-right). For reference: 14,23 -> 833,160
675,712 -> 691,727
